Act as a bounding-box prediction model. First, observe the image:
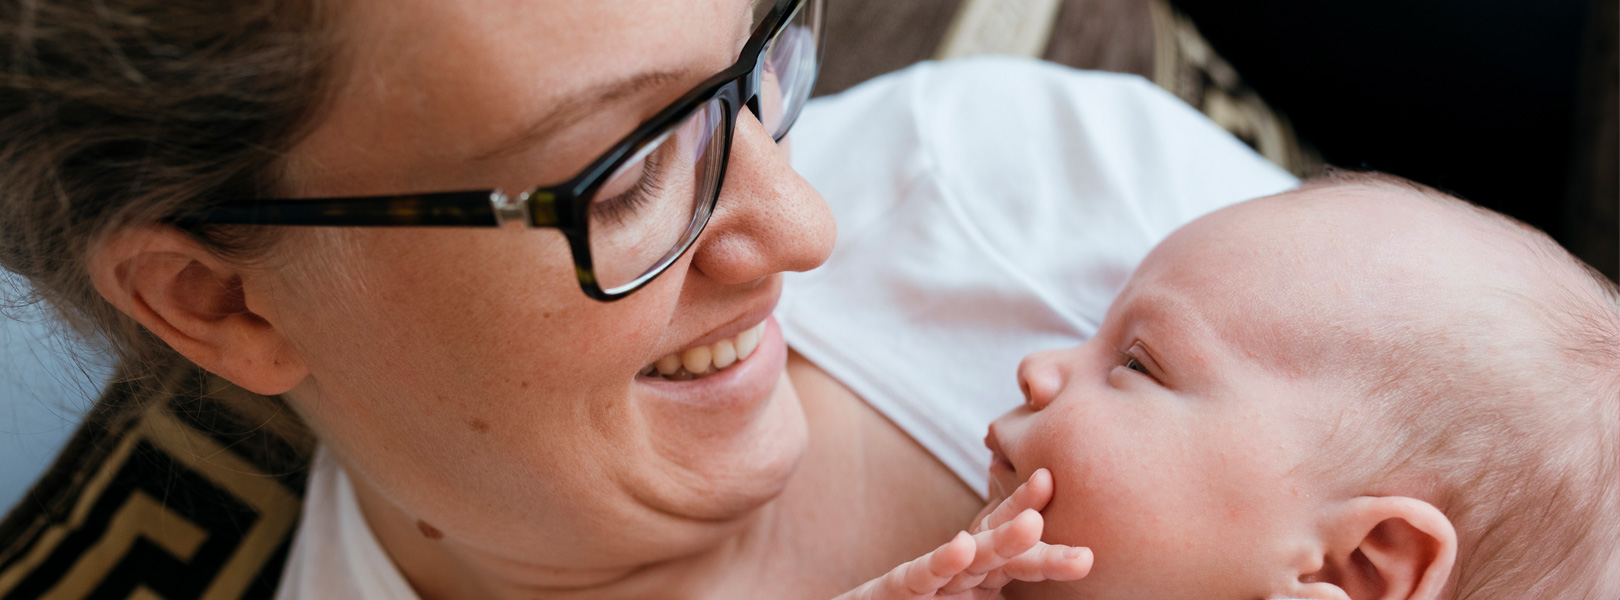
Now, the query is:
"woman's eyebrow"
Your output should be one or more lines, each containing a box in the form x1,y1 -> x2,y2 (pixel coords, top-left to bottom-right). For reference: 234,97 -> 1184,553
476,67 -> 695,162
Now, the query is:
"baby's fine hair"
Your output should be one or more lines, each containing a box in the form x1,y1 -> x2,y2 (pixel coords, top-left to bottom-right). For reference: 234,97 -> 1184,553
1302,171 -> 1619,600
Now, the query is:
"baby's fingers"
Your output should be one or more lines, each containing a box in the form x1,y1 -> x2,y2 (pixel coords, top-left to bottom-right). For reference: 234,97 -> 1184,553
939,509 -> 1044,593
975,469 -> 1053,533
853,531 -> 975,600
978,543 -> 1093,589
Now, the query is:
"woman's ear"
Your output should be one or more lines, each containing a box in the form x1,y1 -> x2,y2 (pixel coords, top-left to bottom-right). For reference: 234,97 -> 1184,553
1286,496 -> 1457,600
88,225 -> 307,395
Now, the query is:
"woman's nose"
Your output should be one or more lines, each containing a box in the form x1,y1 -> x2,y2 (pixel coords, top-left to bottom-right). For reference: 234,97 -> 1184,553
687,112 -> 835,285
1016,349 -> 1067,412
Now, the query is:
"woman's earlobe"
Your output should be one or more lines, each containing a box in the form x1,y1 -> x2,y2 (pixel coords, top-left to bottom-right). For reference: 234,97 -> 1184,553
87,225 -> 308,395
1291,496 -> 1458,600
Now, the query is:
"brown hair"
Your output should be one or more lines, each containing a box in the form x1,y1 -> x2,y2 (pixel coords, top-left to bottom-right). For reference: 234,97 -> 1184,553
0,0 -> 340,372
1305,170 -> 1620,600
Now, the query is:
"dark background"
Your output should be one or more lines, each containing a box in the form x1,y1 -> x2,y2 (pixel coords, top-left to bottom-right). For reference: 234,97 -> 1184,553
1175,0 -> 1616,279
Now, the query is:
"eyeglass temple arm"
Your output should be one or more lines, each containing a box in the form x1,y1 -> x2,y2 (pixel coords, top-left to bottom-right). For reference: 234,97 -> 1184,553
174,189 -> 560,228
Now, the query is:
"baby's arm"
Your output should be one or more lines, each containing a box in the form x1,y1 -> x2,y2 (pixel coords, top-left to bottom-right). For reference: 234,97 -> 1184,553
835,470 -> 1091,600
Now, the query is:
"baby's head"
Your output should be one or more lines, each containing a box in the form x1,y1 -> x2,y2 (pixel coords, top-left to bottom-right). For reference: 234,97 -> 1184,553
989,172 -> 1619,600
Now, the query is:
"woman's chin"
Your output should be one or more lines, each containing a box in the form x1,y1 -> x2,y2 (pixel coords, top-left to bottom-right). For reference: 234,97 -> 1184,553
633,361 -> 810,522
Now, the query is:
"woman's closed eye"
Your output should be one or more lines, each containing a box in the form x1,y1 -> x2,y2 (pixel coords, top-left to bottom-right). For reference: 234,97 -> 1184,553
590,147 -> 669,226
590,126 -> 676,226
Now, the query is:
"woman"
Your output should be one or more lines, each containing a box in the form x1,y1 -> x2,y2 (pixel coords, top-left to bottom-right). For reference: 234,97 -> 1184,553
0,0 -> 1292,597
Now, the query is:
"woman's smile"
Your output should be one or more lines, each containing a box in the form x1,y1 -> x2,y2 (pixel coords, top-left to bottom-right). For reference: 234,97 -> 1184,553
636,316 -> 788,411
641,318 -> 769,380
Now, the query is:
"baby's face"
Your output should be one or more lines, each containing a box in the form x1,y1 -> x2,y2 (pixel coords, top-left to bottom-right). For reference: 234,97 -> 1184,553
989,195 -> 1382,598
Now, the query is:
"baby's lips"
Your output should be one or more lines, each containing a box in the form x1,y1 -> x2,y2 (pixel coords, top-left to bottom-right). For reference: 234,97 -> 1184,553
985,426 -> 1020,500
984,425 -> 1005,459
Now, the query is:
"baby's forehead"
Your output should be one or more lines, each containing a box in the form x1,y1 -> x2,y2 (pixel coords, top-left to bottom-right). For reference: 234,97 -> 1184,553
1123,182 -> 1531,377
1156,181 -> 1533,294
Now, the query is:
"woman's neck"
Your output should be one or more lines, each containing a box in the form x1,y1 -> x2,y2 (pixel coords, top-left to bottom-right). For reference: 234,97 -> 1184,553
349,351 -> 981,600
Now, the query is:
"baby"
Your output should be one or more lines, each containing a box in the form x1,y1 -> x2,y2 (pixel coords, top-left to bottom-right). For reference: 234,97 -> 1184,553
838,172 -> 1620,600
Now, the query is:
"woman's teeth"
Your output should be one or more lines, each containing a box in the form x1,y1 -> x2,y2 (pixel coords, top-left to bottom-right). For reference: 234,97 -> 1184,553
642,321 -> 766,381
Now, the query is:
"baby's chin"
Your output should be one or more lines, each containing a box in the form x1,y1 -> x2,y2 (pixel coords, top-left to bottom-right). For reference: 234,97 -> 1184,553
985,467 -> 1015,506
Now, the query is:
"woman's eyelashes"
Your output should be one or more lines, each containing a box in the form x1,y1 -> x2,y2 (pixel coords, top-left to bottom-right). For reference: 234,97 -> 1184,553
591,150 -> 668,225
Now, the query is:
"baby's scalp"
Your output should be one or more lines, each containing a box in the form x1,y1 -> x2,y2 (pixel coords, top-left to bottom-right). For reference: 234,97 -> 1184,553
1218,172 -> 1620,600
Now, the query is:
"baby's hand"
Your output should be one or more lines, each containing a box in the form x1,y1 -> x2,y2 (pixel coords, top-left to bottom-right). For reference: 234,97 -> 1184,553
971,468 -> 1056,540
834,470 -> 1091,600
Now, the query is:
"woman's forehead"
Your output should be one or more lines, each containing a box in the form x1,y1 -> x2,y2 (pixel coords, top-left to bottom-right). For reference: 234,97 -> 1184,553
284,0 -> 753,196
336,0 -> 755,88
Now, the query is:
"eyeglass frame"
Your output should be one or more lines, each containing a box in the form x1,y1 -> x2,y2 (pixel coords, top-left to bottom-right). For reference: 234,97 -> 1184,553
174,0 -> 824,302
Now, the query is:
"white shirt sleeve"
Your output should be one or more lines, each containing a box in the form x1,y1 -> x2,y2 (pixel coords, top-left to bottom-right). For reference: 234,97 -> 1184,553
778,57 -> 1298,495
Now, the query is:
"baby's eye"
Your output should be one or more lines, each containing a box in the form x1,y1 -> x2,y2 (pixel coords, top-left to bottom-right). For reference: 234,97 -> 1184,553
1117,341 -> 1161,381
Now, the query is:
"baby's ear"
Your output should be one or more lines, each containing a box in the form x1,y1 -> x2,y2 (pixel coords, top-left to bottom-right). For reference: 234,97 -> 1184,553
1284,496 -> 1457,600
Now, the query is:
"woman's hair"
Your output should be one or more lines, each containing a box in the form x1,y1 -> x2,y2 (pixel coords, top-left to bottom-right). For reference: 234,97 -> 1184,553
0,0 -> 340,372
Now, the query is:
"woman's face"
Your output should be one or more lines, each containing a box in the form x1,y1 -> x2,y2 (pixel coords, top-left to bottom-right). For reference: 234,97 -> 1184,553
266,0 -> 834,570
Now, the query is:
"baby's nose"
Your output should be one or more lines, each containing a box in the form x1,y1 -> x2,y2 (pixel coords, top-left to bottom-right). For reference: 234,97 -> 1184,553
1016,350 -> 1065,412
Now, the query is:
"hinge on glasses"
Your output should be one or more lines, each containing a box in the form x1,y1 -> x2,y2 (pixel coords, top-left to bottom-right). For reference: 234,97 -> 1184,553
491,189 -> 532,227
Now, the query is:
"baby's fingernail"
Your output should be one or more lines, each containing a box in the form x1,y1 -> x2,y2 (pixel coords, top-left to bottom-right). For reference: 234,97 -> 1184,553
1063,547 -> 1084,560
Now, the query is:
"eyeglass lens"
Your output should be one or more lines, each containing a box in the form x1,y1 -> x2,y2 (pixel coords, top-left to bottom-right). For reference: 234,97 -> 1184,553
587,99 -> 725,293
585,0 -> 820,295
762,0 -> 819,138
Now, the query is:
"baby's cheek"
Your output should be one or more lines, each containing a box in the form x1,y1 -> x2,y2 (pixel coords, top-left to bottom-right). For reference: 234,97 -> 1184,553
1032,454 -> 1108,543
1037,449 -> 1165,542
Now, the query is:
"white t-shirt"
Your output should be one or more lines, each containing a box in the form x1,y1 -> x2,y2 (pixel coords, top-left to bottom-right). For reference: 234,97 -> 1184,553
276,57 -> 1298,598
777,57 -> 1297,496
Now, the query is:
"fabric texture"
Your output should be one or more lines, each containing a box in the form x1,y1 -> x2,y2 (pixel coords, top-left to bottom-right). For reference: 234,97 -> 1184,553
815,0 -> 1319,177
778,57 -> 1296,494
0,364 -> 311,599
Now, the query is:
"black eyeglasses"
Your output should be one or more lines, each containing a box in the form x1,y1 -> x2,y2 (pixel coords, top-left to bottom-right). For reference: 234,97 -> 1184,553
179,0 -> 824,301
